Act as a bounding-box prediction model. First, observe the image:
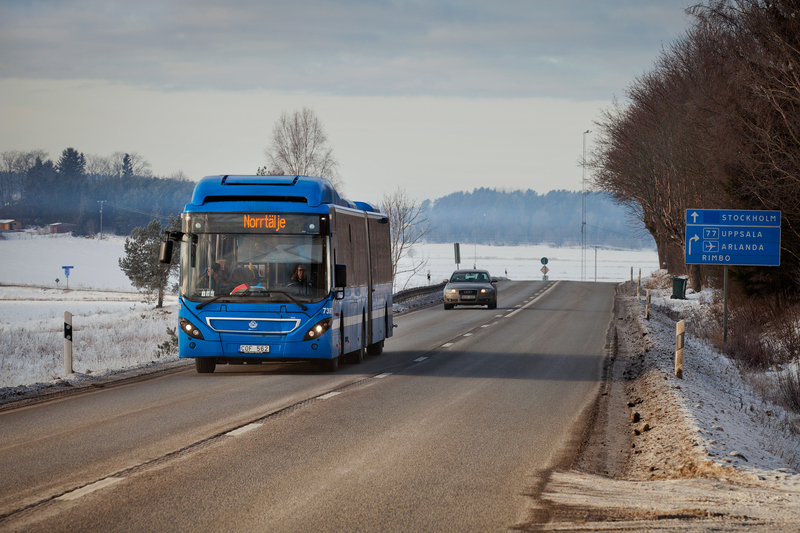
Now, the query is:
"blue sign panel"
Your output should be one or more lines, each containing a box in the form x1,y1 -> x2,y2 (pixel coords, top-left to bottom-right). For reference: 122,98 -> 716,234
685,209 -> 781,266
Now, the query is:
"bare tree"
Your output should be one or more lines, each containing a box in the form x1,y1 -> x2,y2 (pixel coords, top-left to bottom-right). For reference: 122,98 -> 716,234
262,107 -> 344,192
110,151 -> 152,178
84,154 -> 114,178
381,186 -> 430,289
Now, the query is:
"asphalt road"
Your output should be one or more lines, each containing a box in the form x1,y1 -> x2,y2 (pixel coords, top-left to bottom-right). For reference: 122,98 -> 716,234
0,280 -> 616,531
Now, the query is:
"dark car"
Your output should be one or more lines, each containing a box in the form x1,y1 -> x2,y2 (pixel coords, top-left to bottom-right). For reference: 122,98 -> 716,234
443,269 -> 498,310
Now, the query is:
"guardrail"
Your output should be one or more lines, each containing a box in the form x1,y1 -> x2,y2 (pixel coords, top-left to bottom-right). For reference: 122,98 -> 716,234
393,282 -> 446,303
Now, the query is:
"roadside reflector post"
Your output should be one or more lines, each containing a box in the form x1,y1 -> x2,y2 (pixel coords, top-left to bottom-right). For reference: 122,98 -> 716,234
646,289 -> 651,320
637,270 -> 641,299
64,311 -> 73,376
631,266 -> 633,283
675,319 -> 685,379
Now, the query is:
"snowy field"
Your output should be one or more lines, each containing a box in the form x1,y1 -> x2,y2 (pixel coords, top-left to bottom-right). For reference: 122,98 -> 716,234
394,242 -> 659,290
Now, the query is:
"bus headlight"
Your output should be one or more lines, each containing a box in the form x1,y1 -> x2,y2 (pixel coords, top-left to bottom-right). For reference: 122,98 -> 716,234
303,318 -> 332,341
180,318 -> 205,340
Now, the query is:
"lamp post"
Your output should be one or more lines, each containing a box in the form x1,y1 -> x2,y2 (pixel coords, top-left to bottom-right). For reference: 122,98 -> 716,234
581,130 -> 591,281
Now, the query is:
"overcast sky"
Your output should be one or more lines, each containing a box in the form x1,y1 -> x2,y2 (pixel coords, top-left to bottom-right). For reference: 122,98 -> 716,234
0,0 -> 692,204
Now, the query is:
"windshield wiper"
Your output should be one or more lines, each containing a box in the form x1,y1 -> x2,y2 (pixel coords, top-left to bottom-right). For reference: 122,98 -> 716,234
195,293 -> 231,310
195,288 -> 308,311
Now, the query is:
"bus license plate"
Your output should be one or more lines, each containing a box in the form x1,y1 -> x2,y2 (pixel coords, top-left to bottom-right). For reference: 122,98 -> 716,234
239,345 -> 270,354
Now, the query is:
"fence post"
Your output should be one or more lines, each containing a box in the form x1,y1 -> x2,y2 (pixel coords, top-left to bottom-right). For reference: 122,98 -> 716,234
646,289 -> 651,320
64,311 -> 73,376
675,319 -> 685,379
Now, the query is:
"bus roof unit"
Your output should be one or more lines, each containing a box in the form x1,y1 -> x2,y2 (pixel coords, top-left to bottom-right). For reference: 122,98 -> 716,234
189,175 -> 356,209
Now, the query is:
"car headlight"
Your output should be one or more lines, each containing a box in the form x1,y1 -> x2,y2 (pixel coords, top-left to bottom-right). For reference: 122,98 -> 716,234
448,288 -> 458,294
180,318 -> 204,340
481,288 -> 491,294
303,318 -> 332,341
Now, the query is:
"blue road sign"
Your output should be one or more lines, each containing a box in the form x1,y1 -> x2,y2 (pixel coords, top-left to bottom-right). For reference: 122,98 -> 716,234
685,209 -> 781,266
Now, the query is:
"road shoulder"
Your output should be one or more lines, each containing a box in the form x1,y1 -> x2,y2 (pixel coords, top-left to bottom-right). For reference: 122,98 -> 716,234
521,283 -> 800,531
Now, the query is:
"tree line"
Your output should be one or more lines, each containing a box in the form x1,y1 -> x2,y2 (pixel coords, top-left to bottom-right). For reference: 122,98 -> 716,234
591,0 -> 800,296
0,148 -> 193,235
424,188 -> 653,249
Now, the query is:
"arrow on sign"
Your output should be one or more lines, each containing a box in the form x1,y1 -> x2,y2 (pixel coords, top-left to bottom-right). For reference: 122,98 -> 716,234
690,211 -> 700,223
688,234 -> 700,255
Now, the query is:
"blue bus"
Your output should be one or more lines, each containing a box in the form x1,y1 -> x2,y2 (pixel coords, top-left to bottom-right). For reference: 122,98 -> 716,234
160,175 -> 393,373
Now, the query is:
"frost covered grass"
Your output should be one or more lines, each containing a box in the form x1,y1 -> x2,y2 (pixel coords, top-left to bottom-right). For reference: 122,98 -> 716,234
0,286 -> 179,388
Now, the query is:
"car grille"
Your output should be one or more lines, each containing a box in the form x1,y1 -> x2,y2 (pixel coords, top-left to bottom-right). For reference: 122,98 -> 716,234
459,290 -> 478,296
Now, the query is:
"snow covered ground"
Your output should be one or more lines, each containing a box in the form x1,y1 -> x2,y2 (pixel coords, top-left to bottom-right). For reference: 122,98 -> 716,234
632,284 -> 800,480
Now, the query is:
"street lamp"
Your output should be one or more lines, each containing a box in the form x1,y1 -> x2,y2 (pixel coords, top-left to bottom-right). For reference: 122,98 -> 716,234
581,130 -> 591,281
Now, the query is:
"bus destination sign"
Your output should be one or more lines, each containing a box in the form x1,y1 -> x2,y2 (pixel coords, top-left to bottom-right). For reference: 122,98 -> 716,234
685,209 -> 781,266
184,213 -> 322,234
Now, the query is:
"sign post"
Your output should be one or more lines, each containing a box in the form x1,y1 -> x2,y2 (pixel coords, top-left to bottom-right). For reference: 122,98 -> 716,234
454,243 -> 461,270
685,209 -> 781,344
62,266 -> 74,289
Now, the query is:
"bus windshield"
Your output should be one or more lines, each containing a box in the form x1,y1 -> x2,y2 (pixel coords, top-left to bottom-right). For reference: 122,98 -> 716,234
181,233 -> 329,304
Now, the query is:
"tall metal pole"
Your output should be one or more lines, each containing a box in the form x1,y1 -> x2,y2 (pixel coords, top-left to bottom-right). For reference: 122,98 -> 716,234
582,130 -> 591,281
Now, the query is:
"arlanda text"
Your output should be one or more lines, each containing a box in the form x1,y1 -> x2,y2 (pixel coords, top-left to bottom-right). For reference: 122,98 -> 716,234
244,214 -> 286,231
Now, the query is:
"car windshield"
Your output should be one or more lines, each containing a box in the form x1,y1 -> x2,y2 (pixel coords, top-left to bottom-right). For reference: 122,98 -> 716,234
450,272 -> 489,283
180,233 -> 329,304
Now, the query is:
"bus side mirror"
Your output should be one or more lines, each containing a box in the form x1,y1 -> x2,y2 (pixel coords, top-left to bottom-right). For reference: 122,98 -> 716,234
160,240 -> 174,264
335,264 -> 347,288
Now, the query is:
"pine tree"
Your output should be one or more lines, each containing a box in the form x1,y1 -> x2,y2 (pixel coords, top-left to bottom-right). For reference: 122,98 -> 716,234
119,217 -> 179,308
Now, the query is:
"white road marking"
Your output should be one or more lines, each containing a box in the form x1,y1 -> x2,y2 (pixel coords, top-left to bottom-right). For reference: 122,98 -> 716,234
226,423 -> 263,437
57,478 -> 124,501
414,357 -> 428,362
506,281 -> 560,318
442,343 -> 454,348
463,333 -> 473,337
319,391 -> 341,400
376,372 -> 392,378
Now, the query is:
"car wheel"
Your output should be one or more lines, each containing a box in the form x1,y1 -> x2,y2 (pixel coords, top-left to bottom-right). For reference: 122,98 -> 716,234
444,304 -> 454,310
488,300 -> 497,309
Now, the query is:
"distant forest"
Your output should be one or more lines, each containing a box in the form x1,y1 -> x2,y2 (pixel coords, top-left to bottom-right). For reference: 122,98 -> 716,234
1,148 -> 652,249
0,148 -> 193,235
424,188 -> 654,249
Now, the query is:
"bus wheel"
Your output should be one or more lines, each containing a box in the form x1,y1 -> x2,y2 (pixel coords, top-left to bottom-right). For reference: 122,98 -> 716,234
367,340 -> 384,356
195,357 -> 216,374
321,356 -> 338,373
